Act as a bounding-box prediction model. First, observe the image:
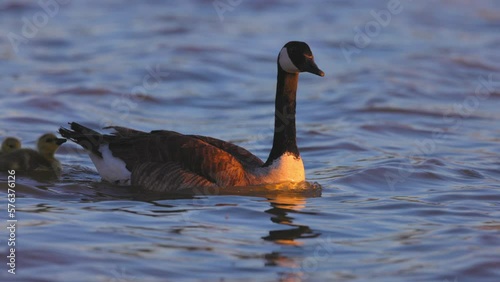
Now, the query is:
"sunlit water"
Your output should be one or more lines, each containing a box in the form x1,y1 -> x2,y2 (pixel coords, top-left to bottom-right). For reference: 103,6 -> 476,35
1,0 -> 500,281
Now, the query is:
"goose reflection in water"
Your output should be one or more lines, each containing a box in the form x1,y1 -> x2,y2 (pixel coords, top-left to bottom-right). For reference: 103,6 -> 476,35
262,194 -> 321,246
261,193 -> 322,282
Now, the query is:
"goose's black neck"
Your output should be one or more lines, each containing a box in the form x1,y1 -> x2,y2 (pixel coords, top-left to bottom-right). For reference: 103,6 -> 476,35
264,65 -> 300,166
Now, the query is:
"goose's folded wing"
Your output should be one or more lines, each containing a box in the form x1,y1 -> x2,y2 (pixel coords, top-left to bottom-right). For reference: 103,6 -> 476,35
190,135 -> 264,168
131,162 -> 217,192
107,130 -> 254,187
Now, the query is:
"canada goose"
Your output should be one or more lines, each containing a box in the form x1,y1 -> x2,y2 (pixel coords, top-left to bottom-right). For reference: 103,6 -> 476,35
59,41 -> 324,192
1,137 -> 21,154
0,133 -> 66,172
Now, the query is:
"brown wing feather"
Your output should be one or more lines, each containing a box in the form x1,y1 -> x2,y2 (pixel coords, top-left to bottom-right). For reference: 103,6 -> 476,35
131,162 -> 217,192
107,130 -> 253,187
190,135 -> 264,168
104,127 -> 263,168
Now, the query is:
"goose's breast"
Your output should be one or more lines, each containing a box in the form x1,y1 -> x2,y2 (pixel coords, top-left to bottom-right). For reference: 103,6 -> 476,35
247,153 -> 305,185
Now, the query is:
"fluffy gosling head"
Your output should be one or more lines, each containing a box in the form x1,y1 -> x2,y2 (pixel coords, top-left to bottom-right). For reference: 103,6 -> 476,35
37,133 -> 67,158
1,137 -> 21,153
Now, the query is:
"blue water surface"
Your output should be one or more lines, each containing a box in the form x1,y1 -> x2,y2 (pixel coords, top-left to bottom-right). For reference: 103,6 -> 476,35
0,0 -> 499,281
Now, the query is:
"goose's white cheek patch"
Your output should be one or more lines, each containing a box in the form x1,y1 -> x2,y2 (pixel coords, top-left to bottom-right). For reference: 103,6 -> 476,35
278,47 -> 300,73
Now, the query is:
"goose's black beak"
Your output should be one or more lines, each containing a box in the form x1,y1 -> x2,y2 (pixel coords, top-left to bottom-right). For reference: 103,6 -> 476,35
56,138 -> 67,145
303,58 -> 325,77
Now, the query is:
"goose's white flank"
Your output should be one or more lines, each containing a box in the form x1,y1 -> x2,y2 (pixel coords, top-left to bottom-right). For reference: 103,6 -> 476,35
60,41 -> 324,192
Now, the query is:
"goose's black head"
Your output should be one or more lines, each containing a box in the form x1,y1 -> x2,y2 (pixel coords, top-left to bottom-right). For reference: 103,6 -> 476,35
278,41 -> 324,77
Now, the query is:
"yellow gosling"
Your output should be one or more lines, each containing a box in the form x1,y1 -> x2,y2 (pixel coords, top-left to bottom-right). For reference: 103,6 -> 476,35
0,133 -> 66,173
0,137 -> 21,154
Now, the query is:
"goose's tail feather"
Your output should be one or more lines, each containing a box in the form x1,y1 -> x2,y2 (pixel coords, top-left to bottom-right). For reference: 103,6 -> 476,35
59,122 -> 105,158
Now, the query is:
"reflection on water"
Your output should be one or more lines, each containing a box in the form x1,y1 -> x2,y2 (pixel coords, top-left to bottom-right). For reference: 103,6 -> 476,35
263,194 -> 319,246
1,0 -> 500,281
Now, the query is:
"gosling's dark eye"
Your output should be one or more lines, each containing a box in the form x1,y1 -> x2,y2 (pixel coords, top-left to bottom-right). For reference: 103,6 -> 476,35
46,138 -> 54,143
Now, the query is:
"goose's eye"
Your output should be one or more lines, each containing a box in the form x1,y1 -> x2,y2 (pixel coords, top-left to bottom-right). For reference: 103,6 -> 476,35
46,138 -> 54,143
